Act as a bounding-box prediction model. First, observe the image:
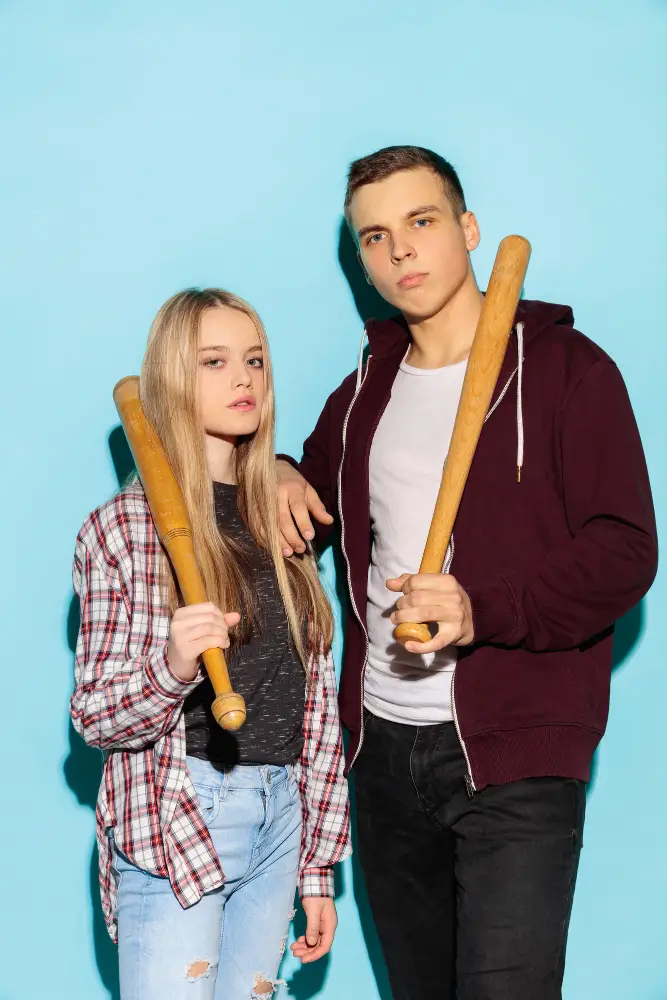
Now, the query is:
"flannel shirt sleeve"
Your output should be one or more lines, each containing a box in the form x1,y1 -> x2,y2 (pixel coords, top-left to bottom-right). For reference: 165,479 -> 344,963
298,648 -> 352,898
70,502 -> 201,751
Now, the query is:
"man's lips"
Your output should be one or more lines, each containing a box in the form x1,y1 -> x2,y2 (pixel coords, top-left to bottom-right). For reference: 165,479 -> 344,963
227,396 -> 256,411
398,272 -> 428,289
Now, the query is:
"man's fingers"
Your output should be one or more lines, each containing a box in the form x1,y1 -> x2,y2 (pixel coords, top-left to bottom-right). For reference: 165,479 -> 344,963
392,606 -> 458,626
394,592 -> 462,612
387,573 -> 459,594
290,496 -> 316,543
307,487 -> 335,526
405,625 -> 460,655
278,508 -> 307,553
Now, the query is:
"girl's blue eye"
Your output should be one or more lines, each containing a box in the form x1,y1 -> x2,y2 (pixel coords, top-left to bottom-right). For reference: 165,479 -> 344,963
204,358 -> 224,368
247,357 -> 264,368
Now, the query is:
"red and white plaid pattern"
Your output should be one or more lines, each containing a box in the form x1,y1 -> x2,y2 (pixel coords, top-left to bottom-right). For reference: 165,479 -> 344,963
71,480 -> 351,942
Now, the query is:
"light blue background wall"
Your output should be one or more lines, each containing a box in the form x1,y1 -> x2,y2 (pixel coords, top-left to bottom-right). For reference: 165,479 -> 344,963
1,2 -> 666,998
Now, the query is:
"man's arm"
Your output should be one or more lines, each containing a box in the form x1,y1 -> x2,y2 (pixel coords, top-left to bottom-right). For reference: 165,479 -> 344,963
390,359 -> 658,653
277,392 -> 337,556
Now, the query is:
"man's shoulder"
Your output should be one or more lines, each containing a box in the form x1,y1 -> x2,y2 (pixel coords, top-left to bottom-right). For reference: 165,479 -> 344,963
527,305 -> 616,388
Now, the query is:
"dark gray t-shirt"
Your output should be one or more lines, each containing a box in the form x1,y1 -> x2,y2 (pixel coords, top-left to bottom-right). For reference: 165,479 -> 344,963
183,482 -> 305,767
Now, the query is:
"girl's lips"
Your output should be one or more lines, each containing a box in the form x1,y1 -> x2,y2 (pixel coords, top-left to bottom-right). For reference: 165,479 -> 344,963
228,397 -> 256,410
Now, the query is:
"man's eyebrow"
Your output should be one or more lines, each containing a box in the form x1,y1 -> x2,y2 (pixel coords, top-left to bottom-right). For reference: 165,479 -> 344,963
356,204 -> 442,240
404,204 -> 442,219
356,222 -> 384,240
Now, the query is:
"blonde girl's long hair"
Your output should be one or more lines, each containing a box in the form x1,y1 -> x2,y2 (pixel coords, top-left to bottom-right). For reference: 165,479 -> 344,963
139,288 -> 333,664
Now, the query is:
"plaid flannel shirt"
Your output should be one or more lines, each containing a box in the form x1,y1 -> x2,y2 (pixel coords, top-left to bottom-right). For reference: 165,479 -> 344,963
71,481 -> 351,942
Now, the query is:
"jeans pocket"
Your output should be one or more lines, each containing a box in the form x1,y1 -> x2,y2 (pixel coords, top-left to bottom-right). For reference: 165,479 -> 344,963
194,782 -> 222,825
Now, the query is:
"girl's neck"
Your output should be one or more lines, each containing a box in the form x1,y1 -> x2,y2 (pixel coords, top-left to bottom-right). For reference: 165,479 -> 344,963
205,433 -> 238,484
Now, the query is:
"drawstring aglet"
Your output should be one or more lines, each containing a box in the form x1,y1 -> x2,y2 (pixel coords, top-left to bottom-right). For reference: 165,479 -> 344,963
517,466 -> 522,484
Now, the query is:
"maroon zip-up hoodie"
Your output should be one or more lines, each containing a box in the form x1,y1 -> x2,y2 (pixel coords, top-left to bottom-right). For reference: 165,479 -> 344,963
287,300 -> 657,789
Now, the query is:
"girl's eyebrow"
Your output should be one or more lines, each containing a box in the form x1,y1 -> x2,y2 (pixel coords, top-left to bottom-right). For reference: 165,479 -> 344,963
198,344 -> 263,353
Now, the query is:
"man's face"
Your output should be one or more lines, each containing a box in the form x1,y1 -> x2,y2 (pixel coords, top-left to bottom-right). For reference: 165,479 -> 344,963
349,167 -> 480,321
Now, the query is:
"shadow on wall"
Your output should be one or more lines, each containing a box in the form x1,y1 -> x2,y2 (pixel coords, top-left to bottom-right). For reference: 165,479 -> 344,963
337,220 -> 397,325
62,427 -> 135,1000
63,597 -> 120,1000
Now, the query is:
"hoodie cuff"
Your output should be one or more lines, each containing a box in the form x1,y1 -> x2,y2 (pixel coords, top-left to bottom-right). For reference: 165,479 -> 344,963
276,453 -> 301,473
300,867 -> 335,899
466,579 -> 520,647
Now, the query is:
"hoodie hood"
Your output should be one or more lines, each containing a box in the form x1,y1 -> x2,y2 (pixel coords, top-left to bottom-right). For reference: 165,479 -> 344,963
363,299 -> 575,359
355,300 -> 575,483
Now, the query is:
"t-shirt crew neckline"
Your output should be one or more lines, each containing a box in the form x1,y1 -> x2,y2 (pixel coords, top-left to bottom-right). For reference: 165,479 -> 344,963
399,355 -> 468,377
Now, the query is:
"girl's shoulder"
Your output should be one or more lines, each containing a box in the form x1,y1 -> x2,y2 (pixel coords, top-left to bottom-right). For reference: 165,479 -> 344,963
76,478 -> 156,565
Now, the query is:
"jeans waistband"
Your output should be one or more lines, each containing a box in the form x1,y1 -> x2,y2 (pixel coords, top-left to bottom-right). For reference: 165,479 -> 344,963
185,755 -> 295,792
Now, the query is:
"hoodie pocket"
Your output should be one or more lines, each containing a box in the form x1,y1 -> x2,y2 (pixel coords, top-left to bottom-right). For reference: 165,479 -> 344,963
544,649 -> 604,728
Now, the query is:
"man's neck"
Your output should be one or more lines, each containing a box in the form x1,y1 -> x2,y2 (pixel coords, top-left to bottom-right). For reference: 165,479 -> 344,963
405,273 -> 483,369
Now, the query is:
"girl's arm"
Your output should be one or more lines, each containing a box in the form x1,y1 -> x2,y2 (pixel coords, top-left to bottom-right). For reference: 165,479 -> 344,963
70,497 -> 202,751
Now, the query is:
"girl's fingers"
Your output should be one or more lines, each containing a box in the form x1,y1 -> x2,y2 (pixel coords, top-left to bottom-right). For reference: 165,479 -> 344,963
185,624 -> 230,642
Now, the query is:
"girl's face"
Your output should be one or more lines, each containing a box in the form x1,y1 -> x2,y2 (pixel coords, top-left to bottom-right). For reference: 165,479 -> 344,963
196,306 -> 266,440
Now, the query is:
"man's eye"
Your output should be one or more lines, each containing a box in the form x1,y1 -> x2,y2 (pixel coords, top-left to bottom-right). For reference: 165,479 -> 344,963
367,233 -> 384,245
413,218 -> 431,228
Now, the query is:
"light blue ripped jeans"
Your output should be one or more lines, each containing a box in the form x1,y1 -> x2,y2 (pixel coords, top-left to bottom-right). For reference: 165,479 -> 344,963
113,756 -> 302,1000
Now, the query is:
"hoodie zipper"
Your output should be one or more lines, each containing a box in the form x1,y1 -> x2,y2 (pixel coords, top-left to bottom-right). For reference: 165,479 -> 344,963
338,356 -> 373,770
443,535 -> 476,796
448,361 -> 520,795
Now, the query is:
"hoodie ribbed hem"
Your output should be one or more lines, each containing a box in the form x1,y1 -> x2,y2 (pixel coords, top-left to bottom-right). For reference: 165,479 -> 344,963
465,725 -> 601,790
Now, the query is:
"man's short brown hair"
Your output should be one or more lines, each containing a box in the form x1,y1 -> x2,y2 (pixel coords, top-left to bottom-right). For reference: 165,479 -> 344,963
344,145 -> 467,226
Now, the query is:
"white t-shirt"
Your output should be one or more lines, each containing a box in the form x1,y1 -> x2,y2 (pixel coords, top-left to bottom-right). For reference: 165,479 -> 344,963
364,356 -> 468,725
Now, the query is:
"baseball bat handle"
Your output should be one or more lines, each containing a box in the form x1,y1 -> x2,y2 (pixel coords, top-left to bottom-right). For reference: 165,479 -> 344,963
394,235 -> 531,647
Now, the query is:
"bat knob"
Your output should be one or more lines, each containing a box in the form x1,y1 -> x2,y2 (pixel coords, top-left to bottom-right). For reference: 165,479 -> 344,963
212,692 -> 247,731
393,622 -> 432,647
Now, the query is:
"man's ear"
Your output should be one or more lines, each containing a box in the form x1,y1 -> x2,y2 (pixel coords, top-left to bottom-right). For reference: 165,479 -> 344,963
460,211 -> 481,253
357,251 -> 373,286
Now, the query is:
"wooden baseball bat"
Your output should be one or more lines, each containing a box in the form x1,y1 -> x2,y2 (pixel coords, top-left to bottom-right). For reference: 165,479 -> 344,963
393,234 -> 531,647
113,376 -> 246,730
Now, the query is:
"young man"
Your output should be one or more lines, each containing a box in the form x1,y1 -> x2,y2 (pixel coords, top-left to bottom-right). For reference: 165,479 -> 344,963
277,146 -> 657,1000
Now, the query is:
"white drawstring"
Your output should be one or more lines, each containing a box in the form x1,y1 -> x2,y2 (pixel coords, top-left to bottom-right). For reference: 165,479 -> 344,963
516,322 -> 524,483
355,319 -> 525,481
356,325 -> 368,392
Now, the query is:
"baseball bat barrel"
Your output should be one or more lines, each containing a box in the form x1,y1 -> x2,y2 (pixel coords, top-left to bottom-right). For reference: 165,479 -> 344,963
113,376 -> 246,730
393,235 -> 531,646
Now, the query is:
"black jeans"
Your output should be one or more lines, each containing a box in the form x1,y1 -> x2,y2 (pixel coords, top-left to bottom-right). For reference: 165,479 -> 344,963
354,713 -> 585,1000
